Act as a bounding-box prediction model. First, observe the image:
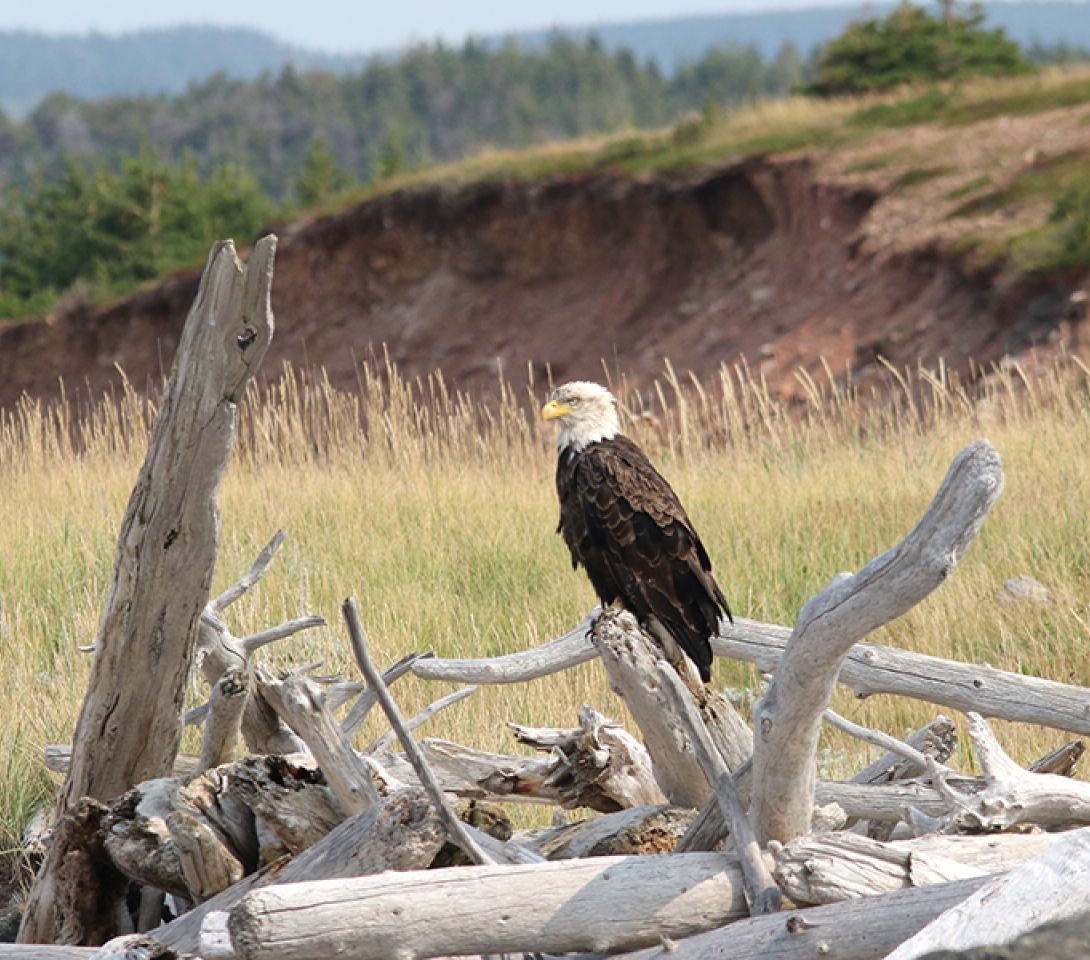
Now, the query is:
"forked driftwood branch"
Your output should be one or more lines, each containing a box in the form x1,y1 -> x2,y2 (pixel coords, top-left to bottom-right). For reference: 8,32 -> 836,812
749,439 -> 1003,845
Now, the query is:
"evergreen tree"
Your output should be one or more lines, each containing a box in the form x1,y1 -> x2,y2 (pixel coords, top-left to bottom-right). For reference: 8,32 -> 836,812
0,151 -> 274,317
294,134 -> 352,207
807,1 -> 1032,96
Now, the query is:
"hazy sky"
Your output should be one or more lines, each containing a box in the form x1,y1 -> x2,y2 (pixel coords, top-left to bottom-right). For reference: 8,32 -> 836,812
0,0 -> 866,54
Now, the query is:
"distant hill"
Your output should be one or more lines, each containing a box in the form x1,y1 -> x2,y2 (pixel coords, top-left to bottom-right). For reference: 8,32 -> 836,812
516,2 -> 1090,69
3,3 -> 1090,117
0,26 -> 363,117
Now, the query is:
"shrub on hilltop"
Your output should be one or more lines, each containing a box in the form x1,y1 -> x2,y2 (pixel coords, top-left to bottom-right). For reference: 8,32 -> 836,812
807,0 -> 1033,96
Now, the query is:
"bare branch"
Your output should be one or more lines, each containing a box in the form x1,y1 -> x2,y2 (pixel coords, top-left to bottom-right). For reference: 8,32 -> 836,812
365,685 -> 477,755
209,530 -> 286,615
655,661 -> 780,916
822,708 -> 956,778
342,597 -> 494,866
341,652 -> 433,744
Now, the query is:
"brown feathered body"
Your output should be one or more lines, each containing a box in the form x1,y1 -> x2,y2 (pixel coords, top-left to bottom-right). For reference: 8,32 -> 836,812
553,418 -> 731,683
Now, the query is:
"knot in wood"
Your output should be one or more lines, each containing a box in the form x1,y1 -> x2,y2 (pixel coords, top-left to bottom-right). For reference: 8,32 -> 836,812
785,914 -> 816,934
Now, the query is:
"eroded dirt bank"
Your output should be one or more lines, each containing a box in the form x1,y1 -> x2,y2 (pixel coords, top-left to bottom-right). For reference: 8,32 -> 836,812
0,154 -> 1084,413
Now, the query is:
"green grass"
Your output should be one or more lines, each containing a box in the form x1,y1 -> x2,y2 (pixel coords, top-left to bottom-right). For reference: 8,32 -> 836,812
6,356 -> 1090,847
894,166 -> 954,189
849,71 -> 1090,130
947,147 -> 1090,270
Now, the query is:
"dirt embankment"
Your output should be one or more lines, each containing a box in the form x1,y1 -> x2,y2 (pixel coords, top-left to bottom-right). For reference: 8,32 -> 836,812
0,153 -> 1085,413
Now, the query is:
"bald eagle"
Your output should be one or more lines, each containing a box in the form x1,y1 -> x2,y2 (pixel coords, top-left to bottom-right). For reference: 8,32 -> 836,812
542,380 -> 731,683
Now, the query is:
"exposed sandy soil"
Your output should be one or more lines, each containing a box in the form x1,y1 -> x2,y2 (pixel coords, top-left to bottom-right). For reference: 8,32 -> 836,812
3,100 -> 1090,414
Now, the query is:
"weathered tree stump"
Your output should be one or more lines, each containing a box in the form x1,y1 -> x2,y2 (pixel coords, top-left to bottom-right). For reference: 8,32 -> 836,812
20,237 -> 277,946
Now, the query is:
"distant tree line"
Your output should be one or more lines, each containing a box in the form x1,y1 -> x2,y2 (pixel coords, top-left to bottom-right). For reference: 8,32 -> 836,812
0,34 -> 806,204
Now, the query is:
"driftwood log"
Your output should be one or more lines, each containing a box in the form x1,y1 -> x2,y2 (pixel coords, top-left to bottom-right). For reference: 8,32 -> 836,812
508,705 -> 667,811
566,874 -> 993,960
228,852 -> 748,960
153,787 -> 450,955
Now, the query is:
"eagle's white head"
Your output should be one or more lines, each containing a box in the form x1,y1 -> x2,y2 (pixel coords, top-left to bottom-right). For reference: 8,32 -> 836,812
542,381 -> 620,453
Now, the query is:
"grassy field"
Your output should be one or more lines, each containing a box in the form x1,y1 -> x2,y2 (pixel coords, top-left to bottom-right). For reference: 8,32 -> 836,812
4,353 -> 1090,851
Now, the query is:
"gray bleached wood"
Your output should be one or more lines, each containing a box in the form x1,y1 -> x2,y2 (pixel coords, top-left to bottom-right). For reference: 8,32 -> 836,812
197,669 -> 248,774
195,531 -> 324,757
715,619 -> 1090,737
255,665 -> 381,815
509,705 -> 667,811
167,810 -> 243,902
411,609 -> 601,683
823,709 -> 956,778
0,949 -> 101,958
1029,738 -> 1085,776
750,439 -> 1003,845
409,740 -> 959,819
226,755 -> 342,855
342,598 -> 494,866
341,652 -> 431,744
228,852 -> 748,960
934,712 -> 1090,831
527,804 -> 696,859
364,685 -> 477,755
884,826 -> 1090,960
655,661 -> 780,915
66,237 -> 277,807
676,722 -> 961,854
852,716 -> 957,785
593,609 -> 710,808
416,739 -> 566,803
418,616 -> 1090,739
155,788 -> 449,955
20,238 -> 277,947
771,832 -> 984,905
566,874 -> 991,960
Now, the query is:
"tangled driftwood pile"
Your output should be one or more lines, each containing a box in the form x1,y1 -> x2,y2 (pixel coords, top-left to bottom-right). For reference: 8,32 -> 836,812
9,240 -> 1090,960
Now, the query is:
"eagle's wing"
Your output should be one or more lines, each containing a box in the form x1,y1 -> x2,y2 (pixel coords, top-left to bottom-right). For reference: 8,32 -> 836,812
576,436 -> 730,679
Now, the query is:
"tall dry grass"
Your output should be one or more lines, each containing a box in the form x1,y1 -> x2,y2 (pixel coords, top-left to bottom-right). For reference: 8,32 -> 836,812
3,353 -> 1090,849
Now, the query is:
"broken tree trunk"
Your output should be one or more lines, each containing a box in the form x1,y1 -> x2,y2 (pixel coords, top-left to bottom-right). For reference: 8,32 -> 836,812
508,705 -> 667,811
19,237 -> 277,947
255,665 -> 381,816
932,712 -> 1090,831
750,439 -> 1003,846
593,609 -> 712,808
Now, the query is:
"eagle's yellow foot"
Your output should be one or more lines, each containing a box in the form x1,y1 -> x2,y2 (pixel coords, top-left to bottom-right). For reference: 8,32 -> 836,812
586,600 -> 626,641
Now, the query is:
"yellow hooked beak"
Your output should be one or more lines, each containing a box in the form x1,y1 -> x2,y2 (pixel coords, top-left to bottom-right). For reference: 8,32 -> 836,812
542,400 -> 571,422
